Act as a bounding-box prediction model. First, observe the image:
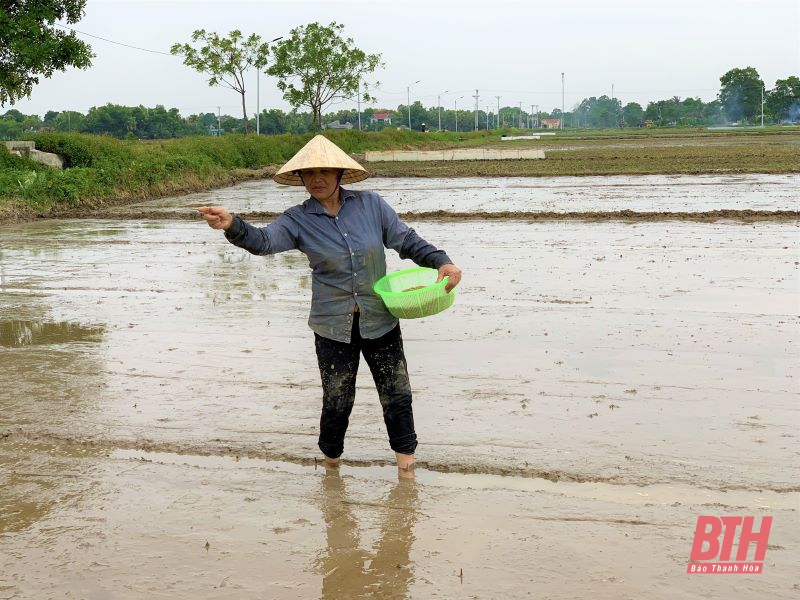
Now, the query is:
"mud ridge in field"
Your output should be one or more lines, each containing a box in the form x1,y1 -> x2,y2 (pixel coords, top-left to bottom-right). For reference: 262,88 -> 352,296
3,428 -> 799,493
64,208 -> 800,222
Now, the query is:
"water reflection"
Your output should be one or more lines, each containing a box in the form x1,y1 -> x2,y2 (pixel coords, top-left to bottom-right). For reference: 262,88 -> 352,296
0,320 -> 105,347
0,442 -> 102,536
318,470 -> 419,599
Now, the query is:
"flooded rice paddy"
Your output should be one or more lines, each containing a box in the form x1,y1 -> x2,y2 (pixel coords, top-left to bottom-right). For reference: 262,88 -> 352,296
109,173 -> 800,215
1,174 -> 798,598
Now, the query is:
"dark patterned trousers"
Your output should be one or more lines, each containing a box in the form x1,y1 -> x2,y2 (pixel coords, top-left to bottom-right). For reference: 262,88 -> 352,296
314,313 -> 417,458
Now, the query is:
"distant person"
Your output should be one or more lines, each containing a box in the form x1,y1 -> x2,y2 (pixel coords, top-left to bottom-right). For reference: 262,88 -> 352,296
420,123 -> 427,132
197,135 -> 462,478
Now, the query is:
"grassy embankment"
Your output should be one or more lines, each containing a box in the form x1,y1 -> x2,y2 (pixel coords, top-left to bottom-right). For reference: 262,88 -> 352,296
1,127 -> 798,222
0,129 -> 500,221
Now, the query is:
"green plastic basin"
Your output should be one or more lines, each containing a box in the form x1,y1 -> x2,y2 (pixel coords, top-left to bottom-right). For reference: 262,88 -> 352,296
373,267 -> 456,319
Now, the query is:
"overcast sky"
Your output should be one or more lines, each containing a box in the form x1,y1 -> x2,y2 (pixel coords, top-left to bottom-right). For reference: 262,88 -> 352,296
10,0 -> 800,118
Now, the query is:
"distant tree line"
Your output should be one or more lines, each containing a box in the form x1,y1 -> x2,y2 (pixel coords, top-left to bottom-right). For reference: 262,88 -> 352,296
2,1 -> 797,137
1,67 -> 797,140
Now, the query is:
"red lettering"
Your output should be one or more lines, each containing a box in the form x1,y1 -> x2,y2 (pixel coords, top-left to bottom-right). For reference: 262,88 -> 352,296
719,516 -> 742,561
736,516 -> 772,562
690,516 -> 722,561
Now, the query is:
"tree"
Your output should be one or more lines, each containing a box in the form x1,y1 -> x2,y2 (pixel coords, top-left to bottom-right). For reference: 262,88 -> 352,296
0,115 -> 23,139
0,0 -> 94,105
702,100 -> 725,125
622,102 -> 644,127
52,109 -> 84,132
719,67 -> 763,123
84,103 -> 134,137
2,108 -> 25,122
573,96 -> 621,128
268,22 -> 382,128
765,76 -> 800,122
171,30 -> 271,133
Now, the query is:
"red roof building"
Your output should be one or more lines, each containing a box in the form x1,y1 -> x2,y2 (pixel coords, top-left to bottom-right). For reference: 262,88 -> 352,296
370,111 -> 392,124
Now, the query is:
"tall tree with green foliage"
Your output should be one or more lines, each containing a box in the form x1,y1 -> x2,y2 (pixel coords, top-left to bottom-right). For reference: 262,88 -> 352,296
622,102 -> 644,127
719,67 -> 764,123
268,22 -> 382,128
0,0 -> 94,106
575,96 -> 622,128
171,30 -> 271,133
765,76 -> 800,122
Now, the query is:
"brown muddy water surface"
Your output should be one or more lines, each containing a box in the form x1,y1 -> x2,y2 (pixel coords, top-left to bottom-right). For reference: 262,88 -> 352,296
106,173 -> 799,216
1,175 -> 798,598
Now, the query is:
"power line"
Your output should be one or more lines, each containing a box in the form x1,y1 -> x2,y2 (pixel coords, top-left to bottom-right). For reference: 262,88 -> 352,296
54,23 -> 174,56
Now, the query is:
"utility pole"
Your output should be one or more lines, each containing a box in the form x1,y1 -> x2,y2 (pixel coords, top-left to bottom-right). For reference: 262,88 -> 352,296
455,96 -> 463,132
534,104 -> 539,128
473,89 -> 479,131
612,83 -> 614,101
561,72 -> 565,129
438,90 -> 448,131
217,106 -> 221,134
407,86 -> 411,129
357,79 -> 362,131
761,83 -> 765,127
495,95 -> 501,128
519,101 -> 523,128
407,80 -> 420,130
530,104 -> 534,129
256,70 -> 260,135
486,106 -> 490,129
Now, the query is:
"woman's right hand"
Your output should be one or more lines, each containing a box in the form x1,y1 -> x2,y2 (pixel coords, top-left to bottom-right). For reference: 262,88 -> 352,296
197,206 -> 233,230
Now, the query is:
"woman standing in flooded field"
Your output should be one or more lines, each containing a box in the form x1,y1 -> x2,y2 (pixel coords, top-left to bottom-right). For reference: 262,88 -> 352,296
197,135 -> 462,477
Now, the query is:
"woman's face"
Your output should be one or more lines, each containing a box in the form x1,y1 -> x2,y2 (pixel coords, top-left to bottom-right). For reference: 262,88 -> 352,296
300,168 -> 341,202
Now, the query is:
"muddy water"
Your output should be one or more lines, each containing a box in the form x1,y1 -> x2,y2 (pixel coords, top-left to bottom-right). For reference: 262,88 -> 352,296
1,195 -> 799,597
111,173 -> 800,215
1,445 -> 797,599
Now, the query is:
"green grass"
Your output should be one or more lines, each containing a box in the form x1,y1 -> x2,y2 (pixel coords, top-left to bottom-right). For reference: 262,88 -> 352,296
1,127 -> 798,221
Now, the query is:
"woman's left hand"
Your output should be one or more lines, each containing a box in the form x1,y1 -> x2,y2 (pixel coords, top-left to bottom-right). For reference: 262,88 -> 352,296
437,263 -> 462,293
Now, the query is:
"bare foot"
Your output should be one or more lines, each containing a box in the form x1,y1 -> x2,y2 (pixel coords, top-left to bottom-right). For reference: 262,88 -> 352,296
323,455 -> 341,468
395,452 -> 415,469
395,452 -> 415,479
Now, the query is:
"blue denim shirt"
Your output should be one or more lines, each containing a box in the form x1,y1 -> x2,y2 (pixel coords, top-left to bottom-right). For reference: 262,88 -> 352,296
224,188 -> 452,343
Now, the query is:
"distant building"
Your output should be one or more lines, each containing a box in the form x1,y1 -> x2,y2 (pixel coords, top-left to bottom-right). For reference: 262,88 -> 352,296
370,111 -> 392,125
541,118 -> 561,129
323,120 -> 354,130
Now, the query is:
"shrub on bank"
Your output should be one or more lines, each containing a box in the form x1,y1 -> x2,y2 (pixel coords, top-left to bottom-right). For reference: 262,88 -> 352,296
0,130 -> 499,214
1,133 -> 293,213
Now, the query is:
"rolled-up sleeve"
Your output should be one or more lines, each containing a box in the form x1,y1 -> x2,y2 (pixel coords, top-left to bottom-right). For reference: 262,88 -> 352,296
224,213 -> 300,256
378,194 -> 452,269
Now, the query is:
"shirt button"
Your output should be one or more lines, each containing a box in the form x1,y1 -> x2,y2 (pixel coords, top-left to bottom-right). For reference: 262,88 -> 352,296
343,233 -> 348,237
354,292 -> 358,296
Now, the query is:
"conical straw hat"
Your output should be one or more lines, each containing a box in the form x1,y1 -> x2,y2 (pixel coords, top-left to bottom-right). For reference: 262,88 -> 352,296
273,135 -> 369,186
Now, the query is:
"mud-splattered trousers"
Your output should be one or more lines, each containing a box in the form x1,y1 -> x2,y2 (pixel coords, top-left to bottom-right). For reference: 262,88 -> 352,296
315,312 -> 416,458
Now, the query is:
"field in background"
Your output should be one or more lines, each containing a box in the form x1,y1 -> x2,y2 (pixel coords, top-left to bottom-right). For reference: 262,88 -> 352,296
1,127 -> 799,222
